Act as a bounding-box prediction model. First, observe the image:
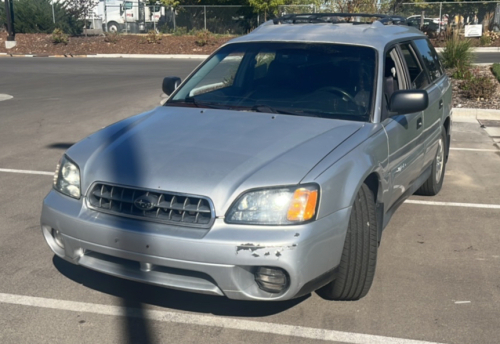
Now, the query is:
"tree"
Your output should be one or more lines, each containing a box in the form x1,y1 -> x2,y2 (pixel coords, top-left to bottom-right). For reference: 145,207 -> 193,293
0,0 -> 59,34
0,0 -> 97,35
62,0 -> 97,35
248,0 -> 286,20
324,0 -> 378,14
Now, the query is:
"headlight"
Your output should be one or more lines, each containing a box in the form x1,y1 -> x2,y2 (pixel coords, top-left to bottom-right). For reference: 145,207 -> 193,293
53,155 -> 81,199
226,184 -> 319,225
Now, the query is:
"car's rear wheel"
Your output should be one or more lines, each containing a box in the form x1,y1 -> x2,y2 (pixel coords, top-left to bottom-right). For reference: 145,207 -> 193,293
317,183 -> 377,301
415,127 -> 447,196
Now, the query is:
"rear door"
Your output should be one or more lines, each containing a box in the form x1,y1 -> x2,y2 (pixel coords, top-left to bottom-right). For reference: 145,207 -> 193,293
409,39 -> 447,170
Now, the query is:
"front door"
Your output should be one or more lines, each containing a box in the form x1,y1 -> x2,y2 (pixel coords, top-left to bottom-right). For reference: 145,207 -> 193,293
381,48 -> 425,208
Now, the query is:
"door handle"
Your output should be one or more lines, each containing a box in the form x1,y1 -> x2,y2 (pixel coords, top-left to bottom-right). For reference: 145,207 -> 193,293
439,99 -> 443,109
417,117 -> 423,129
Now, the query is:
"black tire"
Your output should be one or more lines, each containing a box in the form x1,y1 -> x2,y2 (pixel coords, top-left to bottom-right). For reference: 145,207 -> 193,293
415,127 -> 447,196
317,183 -> 378,301
107,22 -> 120,33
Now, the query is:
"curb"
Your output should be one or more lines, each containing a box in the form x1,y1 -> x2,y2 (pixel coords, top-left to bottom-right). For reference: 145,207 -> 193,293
1,47 -> 497,58
88,54 -> 209,59
453,108 -> 500,149
1,49 -> 497,58
0,52 -> 209,59
453,108 -> 500,121
435,47 -> 500,52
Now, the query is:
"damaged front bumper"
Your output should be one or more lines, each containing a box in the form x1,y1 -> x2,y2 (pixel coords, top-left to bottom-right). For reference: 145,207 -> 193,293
41,190 -> 351,301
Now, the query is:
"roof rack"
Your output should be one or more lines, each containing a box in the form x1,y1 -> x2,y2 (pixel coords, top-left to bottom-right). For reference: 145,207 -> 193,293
272,13 -> 408,26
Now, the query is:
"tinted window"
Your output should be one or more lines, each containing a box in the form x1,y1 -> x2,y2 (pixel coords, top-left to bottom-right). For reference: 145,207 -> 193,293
168,43 -> 377,121
400,43 -> 429,89
412,39 -> 443,82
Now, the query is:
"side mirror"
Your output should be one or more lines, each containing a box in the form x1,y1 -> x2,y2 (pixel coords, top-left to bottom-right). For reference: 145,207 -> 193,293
389,90 -> 428,115
119,4 -> 123,13
162,77 -> 181,96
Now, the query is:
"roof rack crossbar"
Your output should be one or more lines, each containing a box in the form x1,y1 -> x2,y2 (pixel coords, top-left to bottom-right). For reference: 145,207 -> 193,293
273,13 -> 394,25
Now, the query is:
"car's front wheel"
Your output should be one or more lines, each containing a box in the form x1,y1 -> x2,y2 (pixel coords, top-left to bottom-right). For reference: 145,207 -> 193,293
317,183 -> 378,301
415,126 -> 447,196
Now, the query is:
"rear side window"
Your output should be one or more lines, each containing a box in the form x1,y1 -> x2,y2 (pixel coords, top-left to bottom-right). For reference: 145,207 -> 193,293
400,43 -> 429,89
412,39 -> 443,82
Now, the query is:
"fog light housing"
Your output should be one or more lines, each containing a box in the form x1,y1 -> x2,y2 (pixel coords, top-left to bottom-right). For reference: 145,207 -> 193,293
255,267 -> 288,293
52,228 -> 64,249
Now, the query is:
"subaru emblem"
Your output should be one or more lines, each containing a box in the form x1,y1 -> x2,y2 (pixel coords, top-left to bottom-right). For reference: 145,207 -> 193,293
134,195 -> 156,211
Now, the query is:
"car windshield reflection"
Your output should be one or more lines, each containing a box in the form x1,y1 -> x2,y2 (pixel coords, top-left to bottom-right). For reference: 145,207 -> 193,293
166,42 -> 377,121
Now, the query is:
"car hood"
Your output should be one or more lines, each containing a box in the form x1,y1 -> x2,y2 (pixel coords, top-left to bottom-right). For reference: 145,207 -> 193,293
71,107 -> 363,215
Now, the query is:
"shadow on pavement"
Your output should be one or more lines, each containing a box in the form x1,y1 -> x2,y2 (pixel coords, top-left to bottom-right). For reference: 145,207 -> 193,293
53,256 -> 309,317
46,142 -> 75,150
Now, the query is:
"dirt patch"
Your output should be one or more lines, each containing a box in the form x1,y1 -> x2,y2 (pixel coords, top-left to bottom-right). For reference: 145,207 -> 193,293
448,66 -> 500,109
0,32 -> 233,55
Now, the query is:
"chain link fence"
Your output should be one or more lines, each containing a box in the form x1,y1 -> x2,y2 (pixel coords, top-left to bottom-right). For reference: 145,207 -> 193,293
173,6 -> 258,35
83,1 -> 500,36
277,5 -> 318,16
85,4 -> 263,35
396,2 -> 500,33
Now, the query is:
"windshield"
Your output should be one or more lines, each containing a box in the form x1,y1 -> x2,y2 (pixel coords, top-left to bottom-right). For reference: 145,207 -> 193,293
167,42 -> 377,121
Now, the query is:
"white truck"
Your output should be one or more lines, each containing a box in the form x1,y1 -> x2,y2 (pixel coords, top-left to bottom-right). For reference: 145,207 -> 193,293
89,0 -> 165,33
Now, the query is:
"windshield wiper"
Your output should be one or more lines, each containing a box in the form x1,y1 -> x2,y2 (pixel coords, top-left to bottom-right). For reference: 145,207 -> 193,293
252,105 -> 370,121
297,110 -> 370,121
250,105 -> 319,117
169,97 -> 235,110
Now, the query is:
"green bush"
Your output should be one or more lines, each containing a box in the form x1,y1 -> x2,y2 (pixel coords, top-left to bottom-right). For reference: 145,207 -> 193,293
459,70 -> 495,100
51,28 -> 68,45
479,35 -> 492,46
146,30 -> 162,44
442,32 -> 473,79
103,31 -> 120,44
195,30 -> 212,47
171,27 -> 188,36
492,63 -> 500,83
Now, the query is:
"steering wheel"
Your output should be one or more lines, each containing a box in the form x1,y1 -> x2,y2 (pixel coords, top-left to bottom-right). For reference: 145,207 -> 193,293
315,86 -> 357,105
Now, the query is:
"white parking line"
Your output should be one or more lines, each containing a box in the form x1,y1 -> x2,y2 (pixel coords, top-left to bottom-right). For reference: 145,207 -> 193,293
0,168 -> 53,176
0,94 -> 13,102
450,148 -> 498,152
405,200 -> 500,209
0,292 -> 442,344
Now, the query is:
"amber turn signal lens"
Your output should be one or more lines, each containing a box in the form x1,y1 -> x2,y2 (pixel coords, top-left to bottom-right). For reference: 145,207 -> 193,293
287,188 -> 318,222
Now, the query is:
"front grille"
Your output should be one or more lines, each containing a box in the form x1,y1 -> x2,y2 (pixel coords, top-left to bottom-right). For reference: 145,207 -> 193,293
87,183 -> 215,228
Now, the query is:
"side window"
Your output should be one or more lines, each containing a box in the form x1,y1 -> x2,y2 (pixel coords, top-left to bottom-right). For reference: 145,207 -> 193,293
412,38 -> 443,83
382,49 -> 408,117
399,43 -> 429,89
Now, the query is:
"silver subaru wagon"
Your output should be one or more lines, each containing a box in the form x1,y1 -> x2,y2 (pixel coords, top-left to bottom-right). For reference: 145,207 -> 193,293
41,13 -> 452,301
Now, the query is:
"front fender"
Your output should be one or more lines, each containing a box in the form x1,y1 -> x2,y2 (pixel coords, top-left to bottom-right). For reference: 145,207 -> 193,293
301,123 -> 390,220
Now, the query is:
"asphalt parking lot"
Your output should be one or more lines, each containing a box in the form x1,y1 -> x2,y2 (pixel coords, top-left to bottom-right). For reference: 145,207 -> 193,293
1,58 -> 499,344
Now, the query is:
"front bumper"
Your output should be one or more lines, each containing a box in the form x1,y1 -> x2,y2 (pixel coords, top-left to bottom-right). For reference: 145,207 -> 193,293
41,190 -> 350,301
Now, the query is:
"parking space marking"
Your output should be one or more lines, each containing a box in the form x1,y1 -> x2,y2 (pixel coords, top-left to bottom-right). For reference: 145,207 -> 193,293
0,94 -> 13,102
0,168 -> 53,176
450,148 -> 498,152
0,292 -> 443,344
405,200 -> 500,209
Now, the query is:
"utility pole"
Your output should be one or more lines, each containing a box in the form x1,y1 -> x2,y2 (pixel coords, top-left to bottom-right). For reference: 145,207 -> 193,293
52,0 -> 55,24
4,0 -> 15,41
